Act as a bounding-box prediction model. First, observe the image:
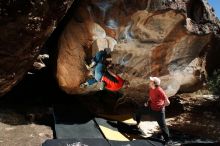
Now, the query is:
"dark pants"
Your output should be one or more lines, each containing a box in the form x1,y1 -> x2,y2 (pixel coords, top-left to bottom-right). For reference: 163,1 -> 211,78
135,106 -> 170,141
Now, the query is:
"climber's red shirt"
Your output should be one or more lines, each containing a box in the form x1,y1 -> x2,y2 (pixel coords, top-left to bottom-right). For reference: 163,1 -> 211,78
101,74 -> 124,91
149,87 -> 167,111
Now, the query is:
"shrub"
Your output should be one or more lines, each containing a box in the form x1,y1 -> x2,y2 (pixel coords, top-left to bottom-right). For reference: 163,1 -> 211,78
207,69 -> 220,95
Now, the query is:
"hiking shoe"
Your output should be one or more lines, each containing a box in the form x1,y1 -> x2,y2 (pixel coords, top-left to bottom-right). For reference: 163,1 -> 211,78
80,82 -> 89,88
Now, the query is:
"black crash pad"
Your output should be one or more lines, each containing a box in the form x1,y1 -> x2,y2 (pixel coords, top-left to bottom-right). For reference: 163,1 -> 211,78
42,139 -> 165,146
42,138 -> 110,146
53,104 -> 104,139
109,140 -> 164,146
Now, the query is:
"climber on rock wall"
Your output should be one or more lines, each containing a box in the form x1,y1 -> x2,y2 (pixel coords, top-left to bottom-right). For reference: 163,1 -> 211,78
83,48 -> 110,86
80,48 -> 124,91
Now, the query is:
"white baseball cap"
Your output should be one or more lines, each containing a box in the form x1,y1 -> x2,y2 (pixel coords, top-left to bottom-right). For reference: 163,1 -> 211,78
149,77 -> 161,85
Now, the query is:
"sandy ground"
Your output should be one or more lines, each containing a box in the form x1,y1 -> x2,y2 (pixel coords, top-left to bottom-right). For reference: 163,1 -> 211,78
0,107 -> 53,146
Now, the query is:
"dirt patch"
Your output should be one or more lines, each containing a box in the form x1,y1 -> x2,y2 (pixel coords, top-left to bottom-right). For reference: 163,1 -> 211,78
0,106 -> 53,146
167,94 -> 220,141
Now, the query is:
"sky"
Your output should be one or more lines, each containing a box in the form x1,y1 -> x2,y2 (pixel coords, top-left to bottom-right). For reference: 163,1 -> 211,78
208,0 -> 220,19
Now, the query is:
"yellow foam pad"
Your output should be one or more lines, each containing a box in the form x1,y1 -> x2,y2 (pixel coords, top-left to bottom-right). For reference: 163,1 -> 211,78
99,125 -> 130,141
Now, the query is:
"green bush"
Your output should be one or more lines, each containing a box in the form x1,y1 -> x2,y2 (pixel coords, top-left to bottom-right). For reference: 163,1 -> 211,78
207,69 -> 220,95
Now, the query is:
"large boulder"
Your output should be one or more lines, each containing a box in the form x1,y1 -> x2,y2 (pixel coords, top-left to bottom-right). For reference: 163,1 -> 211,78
1,0 -> 220,101
56,20 -> 92,94
56,0 -> 220,99
0,0 -> 74,96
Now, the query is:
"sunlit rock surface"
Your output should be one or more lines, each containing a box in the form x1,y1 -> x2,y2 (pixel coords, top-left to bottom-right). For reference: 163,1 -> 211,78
0,0 -> 74,96
56,0 -> 220,97
1,0 -> 220,98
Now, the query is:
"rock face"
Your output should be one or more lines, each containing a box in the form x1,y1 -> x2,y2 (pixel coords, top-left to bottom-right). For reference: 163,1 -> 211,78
56,0 -> 220,98
0,0 -> 74,96
1,0 -> 220,98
